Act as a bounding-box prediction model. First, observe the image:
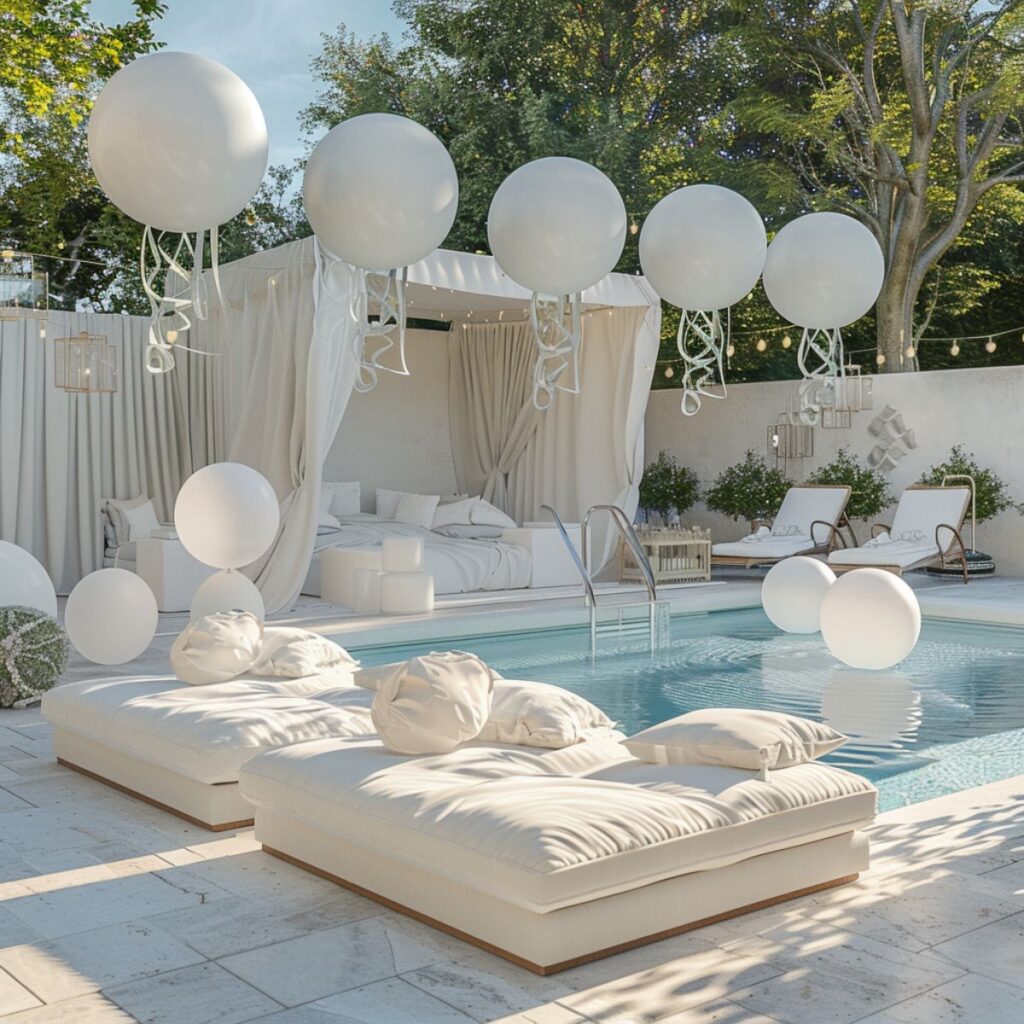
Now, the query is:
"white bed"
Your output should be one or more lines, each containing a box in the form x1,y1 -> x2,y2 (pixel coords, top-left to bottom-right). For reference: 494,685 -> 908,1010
303,514 -> 531,597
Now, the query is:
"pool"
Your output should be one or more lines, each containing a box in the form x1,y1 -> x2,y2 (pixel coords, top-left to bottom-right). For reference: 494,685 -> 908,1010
350,608 -> 1024,812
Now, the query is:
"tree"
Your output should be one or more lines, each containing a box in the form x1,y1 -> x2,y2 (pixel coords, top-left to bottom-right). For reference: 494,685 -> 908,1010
639,451 -> 700,522
704,451 -> 791,530
918,445 -> 1023,523
731,1 -> 1024,370
808,447 -> 892,520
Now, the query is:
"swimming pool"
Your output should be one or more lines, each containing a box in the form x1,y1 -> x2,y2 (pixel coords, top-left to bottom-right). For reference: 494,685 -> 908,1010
350,608 -> 1024,812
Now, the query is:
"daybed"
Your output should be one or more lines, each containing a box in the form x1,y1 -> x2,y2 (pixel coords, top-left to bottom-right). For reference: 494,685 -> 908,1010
711,484 -> 853,568
238,732 -> 876,973
42,671 -> 376,830
828,484 -> 971,583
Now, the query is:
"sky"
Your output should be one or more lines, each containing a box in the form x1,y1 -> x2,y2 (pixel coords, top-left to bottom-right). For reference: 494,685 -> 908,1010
88,1 -> 405,170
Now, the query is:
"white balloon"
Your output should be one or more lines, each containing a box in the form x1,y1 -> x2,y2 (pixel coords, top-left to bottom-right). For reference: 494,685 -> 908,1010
761,556 -> 836,634
88,52 -> 269,233
487,157 -> 627,295
762,213 -> 885,329
66,569 -> 157,665
639,185 -> 767,311
174,463 -> 280,570
303,113 -> 458,270
190,570 -> 265,624
0,542 -> 57,617
820,569 -> 921,670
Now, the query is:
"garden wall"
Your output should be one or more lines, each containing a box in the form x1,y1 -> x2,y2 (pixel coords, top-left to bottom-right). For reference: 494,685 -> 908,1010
645,364 -> 1024,575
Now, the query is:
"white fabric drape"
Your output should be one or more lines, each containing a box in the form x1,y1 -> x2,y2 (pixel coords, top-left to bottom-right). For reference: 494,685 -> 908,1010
0,311 -> 193,592
448,322 -> 543,512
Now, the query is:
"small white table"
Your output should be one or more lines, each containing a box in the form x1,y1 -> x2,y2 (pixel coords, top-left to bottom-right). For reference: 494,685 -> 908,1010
501,523 -> 583,588
136,535 -> 217,613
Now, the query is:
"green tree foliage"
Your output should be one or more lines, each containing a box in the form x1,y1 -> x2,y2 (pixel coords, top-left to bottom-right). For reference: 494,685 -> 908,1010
917,445 -> 1023,523
808,447 -> 892,520
638,450 -> 700,520
704,450 -> 791,529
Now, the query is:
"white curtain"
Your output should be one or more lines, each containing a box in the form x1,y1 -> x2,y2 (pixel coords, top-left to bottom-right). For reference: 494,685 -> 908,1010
448,322 -> 543,513
0,311 -> 193,592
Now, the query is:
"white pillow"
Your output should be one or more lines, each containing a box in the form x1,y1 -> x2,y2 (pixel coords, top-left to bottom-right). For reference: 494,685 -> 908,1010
355,660 -> 503,691
438,493 -> 470,505
252,627 -> 357,678
478,679 -> 616,749
470,498 -> 516,529
432,496 -> 478,529
395,492 -> 440,529
375,488 -> 407,520
623,709 -> 847,773
371,651 -> 495,755
318,486 -> 341,529
326,481 -> 361,518
170,612 -> 263,685
106,495 -> 161,544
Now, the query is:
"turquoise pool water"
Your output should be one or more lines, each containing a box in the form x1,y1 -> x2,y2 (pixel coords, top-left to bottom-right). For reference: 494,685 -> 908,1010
350,608 -> 1024,812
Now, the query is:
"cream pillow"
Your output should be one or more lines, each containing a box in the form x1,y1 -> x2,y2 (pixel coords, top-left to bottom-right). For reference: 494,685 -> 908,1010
478,679 -> 616,749
170,612 -> 263,685
623,709 -> 846,773
371,651 -> 495,755
375,488 -> 407,520
252,627 -> 357,678
470,498 -> 516,529
106,495 -> 161,544
318,487 -> 341,529
326,481 -> 361,518
432,496 -> 478,529
355,659 -> 503,691
395,492 -> 440,529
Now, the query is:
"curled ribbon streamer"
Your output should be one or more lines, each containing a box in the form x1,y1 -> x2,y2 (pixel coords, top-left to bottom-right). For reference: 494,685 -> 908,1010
794,327 -> 845,423
678,309 -> 728,417
529,292 -> 582,411
349,265 -> 410,394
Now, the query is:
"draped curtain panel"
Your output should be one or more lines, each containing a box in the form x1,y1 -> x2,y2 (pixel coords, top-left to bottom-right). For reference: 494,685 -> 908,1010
0,311 -> 193,592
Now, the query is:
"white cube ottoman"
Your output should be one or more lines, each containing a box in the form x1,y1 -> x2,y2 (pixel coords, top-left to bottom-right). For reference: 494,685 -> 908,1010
322,548 -> 383,607
382,537 -> 424,572
351,569 -> 384,615
380,572 -> 434,615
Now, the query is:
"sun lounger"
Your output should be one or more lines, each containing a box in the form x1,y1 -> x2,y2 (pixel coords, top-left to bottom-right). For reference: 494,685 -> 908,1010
711,484 -> 853,568
828,484 -> 971,583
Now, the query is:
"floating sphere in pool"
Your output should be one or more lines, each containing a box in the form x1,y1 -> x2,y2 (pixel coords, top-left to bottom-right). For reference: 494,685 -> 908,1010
761,556 -> 836,634
820,568 -> 921,670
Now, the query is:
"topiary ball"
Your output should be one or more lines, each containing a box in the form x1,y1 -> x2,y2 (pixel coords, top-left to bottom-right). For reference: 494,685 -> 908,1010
0,605 -> 70,708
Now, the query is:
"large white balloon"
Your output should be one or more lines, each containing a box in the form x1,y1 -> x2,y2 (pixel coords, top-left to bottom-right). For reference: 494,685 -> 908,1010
488,157 -> 627,295
761,557 -> 836,634
88,52 -> 269,232
66,569 -> 158,665
0,542 -> 57,617
762,213 -> 885,329
190,570 -> 265,624
174,463 -> 280,570
303,113 -> 458,271
640,185 -> 767,311
820,569 -> 921,670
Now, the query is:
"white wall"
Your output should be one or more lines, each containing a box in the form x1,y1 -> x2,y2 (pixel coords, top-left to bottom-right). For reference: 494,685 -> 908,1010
645,365 -> 1024,574
323,327 -> 459,509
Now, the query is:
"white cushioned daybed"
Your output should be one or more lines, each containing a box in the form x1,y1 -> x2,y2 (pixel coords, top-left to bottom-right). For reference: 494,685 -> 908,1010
239,730 -> 876,973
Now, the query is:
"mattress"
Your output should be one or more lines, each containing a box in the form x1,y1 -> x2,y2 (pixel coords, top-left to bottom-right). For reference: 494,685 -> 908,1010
829,540 -> 937,567
42,673 -> 375,784
712,536 -> 815,559
239,734 -> 877,913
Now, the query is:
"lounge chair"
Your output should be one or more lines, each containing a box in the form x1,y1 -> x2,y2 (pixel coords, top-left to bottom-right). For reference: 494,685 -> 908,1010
711,484 -> 853,568
828,484 -> 971,583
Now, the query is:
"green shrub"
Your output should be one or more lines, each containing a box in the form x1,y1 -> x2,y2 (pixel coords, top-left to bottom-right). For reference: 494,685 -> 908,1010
705,450 -> 791,530
808,447 -> 893,520
639,450 -> 700,520
0,606 -> 69,708
917,445 -> 1023,524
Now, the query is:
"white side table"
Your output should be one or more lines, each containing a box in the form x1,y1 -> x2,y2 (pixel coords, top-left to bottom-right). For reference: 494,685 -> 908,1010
500,523 -> 583,588
136,535 -> 217,612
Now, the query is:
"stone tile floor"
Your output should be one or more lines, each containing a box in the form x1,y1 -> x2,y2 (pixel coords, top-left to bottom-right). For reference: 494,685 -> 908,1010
0,712 -> 1022,1023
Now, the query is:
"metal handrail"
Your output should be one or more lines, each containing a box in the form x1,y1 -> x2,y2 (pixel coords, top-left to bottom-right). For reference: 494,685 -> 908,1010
540,504 -> 596,608
581,504 -> 658,605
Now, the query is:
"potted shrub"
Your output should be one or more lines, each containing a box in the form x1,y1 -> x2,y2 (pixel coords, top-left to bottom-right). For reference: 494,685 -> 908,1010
704,450 -> 791,532
808,448 -> 893,531
639,451 -> 700,525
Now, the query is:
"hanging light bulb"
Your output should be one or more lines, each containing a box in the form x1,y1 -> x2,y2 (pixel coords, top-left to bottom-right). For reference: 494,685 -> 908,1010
755,338 -> 768,352
876,352 -> 886,367
664,365 -> 675,379
905,344 -> 916,359
629,221 -> 639,236
782,334 -> 792,349
986,336 -> 997,353
726,343 -> 736,358
950,341 -> 960,357
165,329 -> 178,343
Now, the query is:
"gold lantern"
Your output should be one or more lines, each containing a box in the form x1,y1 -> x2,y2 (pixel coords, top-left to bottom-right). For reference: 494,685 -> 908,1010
55,332 -> 119,393
768,417 -> 814,464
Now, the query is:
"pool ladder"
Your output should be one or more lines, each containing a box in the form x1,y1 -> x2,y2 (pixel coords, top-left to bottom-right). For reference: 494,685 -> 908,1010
540,504 -> 669,655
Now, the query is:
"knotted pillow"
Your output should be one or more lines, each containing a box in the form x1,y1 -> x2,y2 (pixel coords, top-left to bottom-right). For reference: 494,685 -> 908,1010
170,611 -> 263,685
371,651 -> 495,755
252,627 -> 357,677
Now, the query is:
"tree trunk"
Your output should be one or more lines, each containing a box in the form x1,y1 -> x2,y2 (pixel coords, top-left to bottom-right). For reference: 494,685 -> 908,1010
874,269 -> 917,371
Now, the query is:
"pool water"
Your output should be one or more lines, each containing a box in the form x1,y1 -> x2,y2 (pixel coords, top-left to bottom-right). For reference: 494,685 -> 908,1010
350,608 -> 1024,812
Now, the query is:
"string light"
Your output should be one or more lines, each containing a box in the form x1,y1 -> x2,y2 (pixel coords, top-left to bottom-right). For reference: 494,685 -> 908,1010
876,353 -> 886,366
726,343 -> 735,358
986,337 -> 997,353
905,344 -> 916,359
165,329 -> 178,343
664,366 -> 674,379
950,341 -> 960,357
781,334 -> 792,349
629,221 -> 639,236
755,338 -> 767,352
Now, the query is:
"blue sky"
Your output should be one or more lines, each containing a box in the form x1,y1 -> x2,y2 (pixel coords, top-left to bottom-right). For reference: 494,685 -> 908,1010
89,1 -> 405,169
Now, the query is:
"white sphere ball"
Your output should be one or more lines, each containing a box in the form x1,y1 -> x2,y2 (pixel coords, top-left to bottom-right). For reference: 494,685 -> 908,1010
762,212 -> 885,329
820,569 -> 921,670
0,542 -> 57,617
639,185 -> 767,311
761,556 -> 836,634
88,52 -> 269,232
303,113 -> 458,270
190,570 -> 265,624
174,463 -> 279,570
66,569 -> 157,665
487,157 -> 627,295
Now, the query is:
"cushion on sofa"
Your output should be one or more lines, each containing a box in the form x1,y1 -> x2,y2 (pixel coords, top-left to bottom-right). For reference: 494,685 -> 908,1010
171,612 -> 263,685
253,628 -> 357,678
